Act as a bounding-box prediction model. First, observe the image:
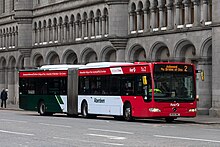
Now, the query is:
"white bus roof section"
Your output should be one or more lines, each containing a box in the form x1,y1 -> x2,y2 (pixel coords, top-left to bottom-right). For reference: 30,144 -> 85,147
40,64 -> 85,70
40,62 -> 134,70
80,62 -> 134,69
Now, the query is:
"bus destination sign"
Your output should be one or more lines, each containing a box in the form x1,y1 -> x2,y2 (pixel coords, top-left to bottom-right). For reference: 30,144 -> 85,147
154,64 -> 193,73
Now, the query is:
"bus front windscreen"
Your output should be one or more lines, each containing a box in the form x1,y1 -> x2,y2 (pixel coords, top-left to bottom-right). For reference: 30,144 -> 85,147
153,72 -> 195,102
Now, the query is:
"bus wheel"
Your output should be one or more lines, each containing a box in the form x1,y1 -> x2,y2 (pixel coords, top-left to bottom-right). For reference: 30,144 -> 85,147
165,117 -> 175,123
81,102 -> 88,118
124,103 -> 133,121
38,101 -> 46,116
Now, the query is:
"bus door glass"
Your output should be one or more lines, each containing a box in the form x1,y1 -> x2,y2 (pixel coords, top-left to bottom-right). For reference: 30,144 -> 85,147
135,74 -> 152,102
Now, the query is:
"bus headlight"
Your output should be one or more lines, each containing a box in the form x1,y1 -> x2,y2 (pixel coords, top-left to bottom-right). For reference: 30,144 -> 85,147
149,108 -> 161,112
188,108 -> 197,112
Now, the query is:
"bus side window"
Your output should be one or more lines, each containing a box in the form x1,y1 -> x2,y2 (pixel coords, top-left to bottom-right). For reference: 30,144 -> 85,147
109,76 -> 120,95
121,75 -> 134,96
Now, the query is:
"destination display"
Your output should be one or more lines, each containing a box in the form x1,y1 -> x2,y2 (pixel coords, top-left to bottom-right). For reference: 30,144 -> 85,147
154,64 -> 193,73
19,70 -> 68,78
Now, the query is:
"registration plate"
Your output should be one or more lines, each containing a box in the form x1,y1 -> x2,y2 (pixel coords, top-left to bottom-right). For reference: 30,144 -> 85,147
169,113 -> 180,116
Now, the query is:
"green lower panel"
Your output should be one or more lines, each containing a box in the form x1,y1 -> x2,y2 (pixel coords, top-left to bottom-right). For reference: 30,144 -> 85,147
19,95 -> 63,113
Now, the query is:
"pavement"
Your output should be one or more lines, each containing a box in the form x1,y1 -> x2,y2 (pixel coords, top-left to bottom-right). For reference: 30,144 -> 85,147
2,104 -> 220,125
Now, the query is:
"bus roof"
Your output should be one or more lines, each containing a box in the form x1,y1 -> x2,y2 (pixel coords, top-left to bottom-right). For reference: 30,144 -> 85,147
80,62 -> 134,69
20,62 -> 194,72
40,64 -> 85,70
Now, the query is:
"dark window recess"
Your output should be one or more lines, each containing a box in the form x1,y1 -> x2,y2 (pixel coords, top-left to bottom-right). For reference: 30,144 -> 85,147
19,77 -> 67,95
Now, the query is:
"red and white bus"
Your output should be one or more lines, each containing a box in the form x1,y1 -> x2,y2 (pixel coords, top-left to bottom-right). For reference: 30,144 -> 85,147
19,62 -> 197,122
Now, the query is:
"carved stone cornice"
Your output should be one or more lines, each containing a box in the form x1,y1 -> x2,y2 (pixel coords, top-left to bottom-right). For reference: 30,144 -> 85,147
19,48 -> 32,58
109,37 -> 128,50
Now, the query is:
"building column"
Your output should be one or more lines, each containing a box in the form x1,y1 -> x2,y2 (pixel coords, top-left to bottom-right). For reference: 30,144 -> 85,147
144,8 -> 150,32
9,33 -> 12,48
0,0 -> 3,14
58,24 -> 61,43
11,30 -> 14,48
81,19 -> 85,39
150,2 -> 157,30
52,25 -> 56,42
0,33 -> 2,48
210,24 -> 220,117
92,18 -> 96,37
136,10 -> 142,31
72,22 -> 76,41
69,22 -> 73,42
5,33 -> 8,48
75,20 -> 79,39
99,17 -> 102,36
61,24 -> 64,43
48,26 -> 52,43
15,30 -> 18,48
192,0 -> 200,27
63,23 -> 67,42
158,4 -> 165,28
95,17 -> 99,36
167,1 -> 174,30
3,34 -> 6,48
38,28 -> 41,44
106,16 -> 109,35
184,0 -> 190,25
88,18 -> 92,39
202,0 -> 209,23
102,16 -> 106,36
174,0 -> 181,28
42,26 -> 46,43
33,28 -> 36,45
129,12 -> 135,32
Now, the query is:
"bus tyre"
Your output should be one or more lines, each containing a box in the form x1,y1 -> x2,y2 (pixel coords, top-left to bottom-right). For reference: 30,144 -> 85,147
124,103 -> 133,121
38,101 -> 46,116
165,117 -> 175,123
81,102 -> 88,118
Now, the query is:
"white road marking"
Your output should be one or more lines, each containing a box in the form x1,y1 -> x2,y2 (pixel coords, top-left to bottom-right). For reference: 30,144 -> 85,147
204,129 -> 220,132
88,128 -> 134,134
1,119 -> 27,123
154,135 -> 220,143
0,129 -> 34,136
53,137 -> 124,146
86,133 -> 126,140
39,123 -> 72,128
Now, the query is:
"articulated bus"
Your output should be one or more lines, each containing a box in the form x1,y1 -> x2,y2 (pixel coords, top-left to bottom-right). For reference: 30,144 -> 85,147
19,62 -> 197,122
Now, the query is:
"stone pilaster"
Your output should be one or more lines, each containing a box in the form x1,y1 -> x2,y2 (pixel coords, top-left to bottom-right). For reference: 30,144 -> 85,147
19,48 -> 32,69
197,57 -> 212,115
106,0 -> 129,37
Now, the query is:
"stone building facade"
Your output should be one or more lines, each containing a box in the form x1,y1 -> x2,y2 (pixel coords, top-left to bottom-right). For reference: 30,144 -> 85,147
0,0 -> 218,116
